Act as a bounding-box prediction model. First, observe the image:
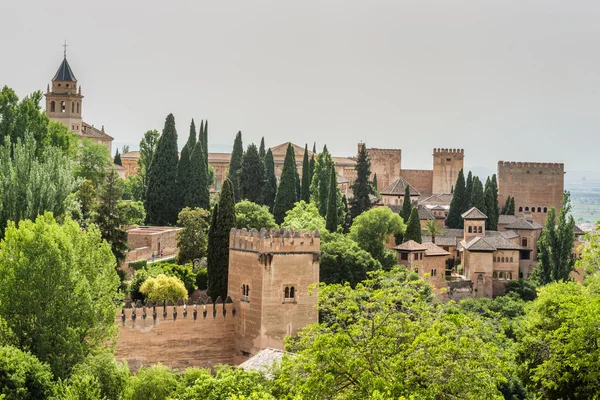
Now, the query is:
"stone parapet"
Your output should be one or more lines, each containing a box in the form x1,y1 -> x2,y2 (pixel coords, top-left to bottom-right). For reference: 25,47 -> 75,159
229,228 -> 320,254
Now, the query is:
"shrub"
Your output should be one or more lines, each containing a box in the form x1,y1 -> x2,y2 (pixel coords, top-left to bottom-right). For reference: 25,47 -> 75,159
129,259 -> 148,271
196,269 -> 208,290
0,345 -> 55,400
140,274 -> 188,303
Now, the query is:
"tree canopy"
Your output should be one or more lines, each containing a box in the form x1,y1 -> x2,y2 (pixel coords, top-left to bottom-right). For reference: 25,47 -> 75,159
176,207 -> 210,265
281,201 -> 326,233
272,144 -> 298,224
234,200 -> 278,231
240,144 -> 264,203
349,144 -> 375,218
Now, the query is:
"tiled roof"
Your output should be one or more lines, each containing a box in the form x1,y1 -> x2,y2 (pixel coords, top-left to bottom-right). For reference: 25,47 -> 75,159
417,205 -> 436,220
52,57 -> 77,81
498,215 -> 519,225
270,142 -> 313,158
422,228 -> 463,247
394,240 -> 427,251
504,218 -> 543,230
208,153 -> 232,163
422,242 -> 450,256
461,207 -> 487,220
121,151 -> 140,160
419,194 -> 453,207
462,233 -> 523,251
462,237 -> 496,251
380,177 -> 420,196
239,348 -> 292,375
483,234 -> 523,250
500,230 -> 520,239
81,121 -> 113,141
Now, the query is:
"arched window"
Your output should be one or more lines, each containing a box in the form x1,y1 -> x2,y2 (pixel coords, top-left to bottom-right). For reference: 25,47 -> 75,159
519,206 -> 523,212
493,271 -> 498,279
499,271 -> 505,280
537,207 -> 542,213
501,257 -> 505,263
284,287 -> 289,298
71,102 -> 74,113
508,272 -> 512,280
544,207 -> 548,213
493,256 -> 496,262
290,287 -> 295,298
61,101 -> 66,113
510,257 -> 513,262
531,207 -> 535,213
525,207 -> 529,212
468,226 -> 472,233
241,284 -> 246,296
50,101 -> 55,112
76,102 -> 80,114
478,226 -> 482,233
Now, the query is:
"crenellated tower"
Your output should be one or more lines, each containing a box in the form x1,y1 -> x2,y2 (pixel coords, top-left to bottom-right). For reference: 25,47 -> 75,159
432,148 -> 464,195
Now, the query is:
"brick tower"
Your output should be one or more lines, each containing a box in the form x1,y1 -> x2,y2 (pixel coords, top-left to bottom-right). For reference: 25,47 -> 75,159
432,148 -> 464,195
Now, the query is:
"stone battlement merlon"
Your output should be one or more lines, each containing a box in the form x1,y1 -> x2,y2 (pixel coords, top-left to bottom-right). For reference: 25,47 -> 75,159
498,161 -> 564,173
118,298 -> 236,325
433,148 -> 464,155
229,228 -> 321,253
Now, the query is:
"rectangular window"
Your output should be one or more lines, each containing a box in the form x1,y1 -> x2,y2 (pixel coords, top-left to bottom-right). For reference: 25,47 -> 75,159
521,238 -> 528,247
400,253 -> 408,261
414,253 -> 419,260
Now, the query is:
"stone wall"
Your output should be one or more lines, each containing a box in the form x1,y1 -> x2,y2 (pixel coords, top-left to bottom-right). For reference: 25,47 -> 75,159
400,169 -> 433,197
366,147 -> 402,191
127,227 -> 180,259
432,149 -> 464,195
497,161 -> 564,225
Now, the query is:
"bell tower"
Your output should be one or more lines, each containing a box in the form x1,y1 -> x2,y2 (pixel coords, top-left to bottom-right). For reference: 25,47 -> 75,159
45,42 -> 83,134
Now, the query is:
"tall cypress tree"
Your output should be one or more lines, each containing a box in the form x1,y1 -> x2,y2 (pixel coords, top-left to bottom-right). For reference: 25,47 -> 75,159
404,207 -> 422,244
273,143 -> 298,224
295,163 -> 301,201
491,174 -> 500,227
261,148 -> 277,211
207,179 -> 236,299
146,113 -> 179,226
484,181 -> 496,230
501,195 -> 511,215
186,141 -> 210,209
95,169 -> 128,266
187,119 -> 197,149
325,164 -> 338,232
176,143 -> 191,210
508,197 -> 515,215
114,149 -> 122,166
311,145 -> 334,217
228,131 -> 243,202
470,177 -> 486,213
372,173 -> 378,192
202,120 -> 209,177
464,171 -> 473,213
309,143 -> 316,184
401,185 -> 413,222
301,144 -> 310,202
342,194 -> 351,233
447,169 -> 466,229
240,143 -> 264,203
259,137 -> 266,160
349,144 -> 374,218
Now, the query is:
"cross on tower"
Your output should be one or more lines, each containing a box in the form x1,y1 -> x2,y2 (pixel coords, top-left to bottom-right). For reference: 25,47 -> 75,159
63,40 -> 68,58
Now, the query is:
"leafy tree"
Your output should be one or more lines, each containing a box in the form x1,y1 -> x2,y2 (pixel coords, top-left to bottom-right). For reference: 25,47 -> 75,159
534,191 -> 576,285
145,114 -> 179,226
508,196 -> 515,215
176,207 -> 210,265
122,145 -> 130,154
281,201 -> 326,233
138,129 -> 160,203
464,170 -> 473,212
320,233 -> 382,286
0,135 -> 77,237
341,195 -> 351,233
310,146 -> 334,217
447,169 -> 466,228
95,170 -> 129,266
424,219 -> 443,244
470,176 -> 486,213
505,279 -> 538,302
273,143 -> 298,224
119,200 -> 146,226
349,206 -> 405,266
228,131 -> 244,203
125,364 -> 179,400
516,281 -> 600,399
325,165 -> 339,232
349,144 -> 375,218
176,143 -> 192,209
140,274 -> 188,303
259,137 -> 266,160
74,179 -> 97,228
187,119 -> 197,149
0,345 -> 54,400
186,141 -> 210,209
0,214 -> 120,379
301,144 -> 310,202
261,149 -> 277,211
123,173 -> 145,202
46,120 -> 78,158
404,207 -> 422,243
207,179 -> 236,300
114,148 -> 122,166
240,144 -> 264,203
75,138 -> 112,187
67,352 -> 130,400
235,201 -> 278,230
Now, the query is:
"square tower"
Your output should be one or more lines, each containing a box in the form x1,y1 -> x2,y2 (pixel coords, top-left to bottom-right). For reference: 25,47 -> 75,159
45,56 -> 83,133
227,228 -> 320,365
462,207 -> 487,242
432,148 -> 464,195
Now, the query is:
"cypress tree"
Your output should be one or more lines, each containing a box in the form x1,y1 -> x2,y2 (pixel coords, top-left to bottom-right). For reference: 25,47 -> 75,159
261,148 -> 277,211
484,181 -> 496,230
228,131 -> 243,202
325,164 -> 338,232
372,173 -> 378,192
114,149 -> 122,166
463,171 -> 473,213
349,144 -> 374,218
95,169 -> 128,266
176,143 -> 191,210
273,143 -> 298,224
342,195 -> 351,233
202,120 -> 209,177
309,143 -> 316,184
295,163 -> 301,202
259,137 -> 266,160
146,113 -> 179,226
207,179 -> 236,299
187,119 -> 197,149
404,207 -> 422,244
206,203 -> 219,294
508,196 -> 515,215
470,177 -> 486,213
491,174 -> 500,227
401,185 -> 413,222
186,141 -> 210,209
447,169 -> 466,229
501,196 -> 511,215
240,143 -> 264,203
301,144 -> 311,202
310,145 -> 334,217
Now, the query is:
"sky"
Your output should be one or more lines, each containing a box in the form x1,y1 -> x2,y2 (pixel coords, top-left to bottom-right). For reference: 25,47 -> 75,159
1,0 -> 599,175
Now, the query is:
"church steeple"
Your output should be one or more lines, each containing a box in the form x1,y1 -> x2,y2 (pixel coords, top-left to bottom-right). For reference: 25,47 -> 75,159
52,57 -> 77,82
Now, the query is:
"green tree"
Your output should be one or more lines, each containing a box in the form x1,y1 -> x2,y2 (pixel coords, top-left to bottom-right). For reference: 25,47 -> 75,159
74,179 -> 97,228
95,170 -> 129,266
123,173 -> 145,202
301,144 -> 310,202
259,137 -> 266,160
491,174 -> 500,226
501,195 -> 512,215
186,141 -> 210,209
187,119 -> 197,149
310,146 -> 334,217
0,345 -> 54,400
176,207 -> 210,265
401,184 -> 413,222
46,120 -> 78,158
424,219 -> 443,244
404,207 -> 422,243
75,138 -> 112,187
447,169 -> 466,228
114,148 -> 122,166
470,176 -> 486,213
207,179 -> 236,300
261,149 -> 277,210
125,364 -> 179,400
281,201 -> 326,233
0,214 -> 120,379
372,173 -> 378,192
534,191 -> 576,285
176,142 -> 192,209
235,201 -> 278,231
341,195 -> 351,233
485,178 -> 498,230
140,274 -> 188,303
349,144 -> 375,218
200,120 -> 209,178
228,131 -> 244,203
240,144 -> 264,203
145,114 -> 179,226
464,170 -> 473,212
349,206 -> 405,266
325,165 -> 339,232
320,233 -> 382,287
508,196 -> 515,215
67,351 -> 130,400
119,200 -> 146,226
138,129 -> 160,203
273,143 -> 298,224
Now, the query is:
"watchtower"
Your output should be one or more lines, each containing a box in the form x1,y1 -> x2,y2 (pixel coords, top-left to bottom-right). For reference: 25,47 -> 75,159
432,148 -> 464,195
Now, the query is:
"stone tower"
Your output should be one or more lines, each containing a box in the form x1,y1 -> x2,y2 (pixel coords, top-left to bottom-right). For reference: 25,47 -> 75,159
228,228 -> 320,365
432,148 -> 464,195
45,54 -> 83,134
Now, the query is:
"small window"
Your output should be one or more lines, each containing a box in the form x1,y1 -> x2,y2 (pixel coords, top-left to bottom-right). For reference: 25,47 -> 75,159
431,269 -> 437,277
50,101 -> 55,112
66,84 -> 69,87
519,207 -> 523,212
478,226 -> 483,233
414,253 -> 419,261
493,271 -> 498,279
77,102 -> 80,113
493,256 -> 496,262
468,226 -> 473,233
290,286 -> 295,298
537,207 -> 542,213
544,207 -> 548,213
71,102 -> 74,113
58,83 -> 61,87
284,287 -> 289,298
525,207 -> 529,212
521,238 -> 528,247
499,271 -> 505,280
61,101 -> 66,113
510,257 -> 513,262
400,253 -> 408,261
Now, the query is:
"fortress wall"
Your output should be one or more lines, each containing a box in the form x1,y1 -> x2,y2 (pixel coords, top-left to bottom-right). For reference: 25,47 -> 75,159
432,148 -> 464,195
497,161 -> 564,224
115,301 -> 236,371
365,147 -> 402,191
401,169 -> 434,197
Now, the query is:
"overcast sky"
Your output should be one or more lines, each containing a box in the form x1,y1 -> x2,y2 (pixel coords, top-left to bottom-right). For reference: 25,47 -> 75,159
2,0 -> 599,174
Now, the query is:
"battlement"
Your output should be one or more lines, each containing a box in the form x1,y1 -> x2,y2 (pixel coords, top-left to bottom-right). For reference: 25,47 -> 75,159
498,161 -> 564,174
433,148 -> 464,155
118,297 -> 236,325
229,228 -> 321,254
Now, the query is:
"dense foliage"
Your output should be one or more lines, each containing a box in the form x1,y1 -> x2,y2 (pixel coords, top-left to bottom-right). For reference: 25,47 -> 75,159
235,201 -> 278,231
349,144 -> 375,218
176,207 -> 210,265
273,144 -> 298,224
